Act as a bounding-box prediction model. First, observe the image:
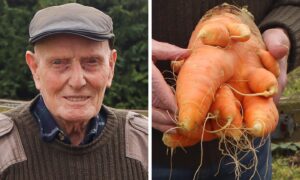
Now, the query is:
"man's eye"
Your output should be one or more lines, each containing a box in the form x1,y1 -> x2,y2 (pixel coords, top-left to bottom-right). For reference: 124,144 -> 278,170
51,59 -> 69,70
83,58 -> 100,67
87,58 -> 98,64
53,59 -> 62,64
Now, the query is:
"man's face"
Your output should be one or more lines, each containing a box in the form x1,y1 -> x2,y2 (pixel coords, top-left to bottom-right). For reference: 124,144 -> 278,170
26,34 -> 117,123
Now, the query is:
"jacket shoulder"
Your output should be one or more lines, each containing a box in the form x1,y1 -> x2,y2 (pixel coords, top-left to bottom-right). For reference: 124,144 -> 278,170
125,111 -> 148,171
0,113 -> 27,174
0,113 -> 13,137
104,106 -> 148,170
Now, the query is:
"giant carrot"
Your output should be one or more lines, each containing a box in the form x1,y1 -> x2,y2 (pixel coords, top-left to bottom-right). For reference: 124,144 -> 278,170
165,3 -> 280,149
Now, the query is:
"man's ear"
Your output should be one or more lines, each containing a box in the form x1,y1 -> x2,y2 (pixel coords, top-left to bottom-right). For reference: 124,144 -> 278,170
25,51 -> 41,90
106,49 -> 117,88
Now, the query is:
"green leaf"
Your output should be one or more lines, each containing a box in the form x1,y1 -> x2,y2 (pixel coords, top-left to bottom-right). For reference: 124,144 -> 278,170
288,145 -> 298,152
279,142 -> 292,149
271,143 -> 279,151
293,142 -> 300,148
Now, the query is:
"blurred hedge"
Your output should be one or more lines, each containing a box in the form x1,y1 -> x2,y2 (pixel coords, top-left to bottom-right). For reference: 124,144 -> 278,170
0,0 -> 148,109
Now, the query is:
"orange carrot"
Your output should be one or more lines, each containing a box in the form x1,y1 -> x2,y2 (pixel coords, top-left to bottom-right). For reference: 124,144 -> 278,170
176,46 -> 238,132
258,49 -> 280,77
247,68 -> 278,97
243,96 -> 279,136
226,23 -> 251,42
163,134 -> 198,149
163,121 -> 217,148
209,85 -> 243,140
197,23 -> 230,47
163,3 -> 279,149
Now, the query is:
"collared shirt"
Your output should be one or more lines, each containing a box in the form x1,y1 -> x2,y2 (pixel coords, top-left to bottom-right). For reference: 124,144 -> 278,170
31,96 -> 106,145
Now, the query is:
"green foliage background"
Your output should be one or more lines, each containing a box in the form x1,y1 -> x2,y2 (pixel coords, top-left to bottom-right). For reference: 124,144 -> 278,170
0,0 -> 148,109
283,66 -> 300,97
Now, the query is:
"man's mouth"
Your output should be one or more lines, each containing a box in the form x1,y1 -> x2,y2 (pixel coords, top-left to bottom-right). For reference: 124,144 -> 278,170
64,96 -> 90,102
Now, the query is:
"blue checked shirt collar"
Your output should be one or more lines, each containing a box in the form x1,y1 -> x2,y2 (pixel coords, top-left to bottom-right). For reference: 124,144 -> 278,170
31,96 -> 106,145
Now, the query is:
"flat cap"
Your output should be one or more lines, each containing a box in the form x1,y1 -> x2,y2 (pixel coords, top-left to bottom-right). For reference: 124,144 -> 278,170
29,3 -> 114,44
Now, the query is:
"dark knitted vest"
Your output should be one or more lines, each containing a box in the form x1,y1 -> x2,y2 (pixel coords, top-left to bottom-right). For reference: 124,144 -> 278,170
1,103 -> 148,180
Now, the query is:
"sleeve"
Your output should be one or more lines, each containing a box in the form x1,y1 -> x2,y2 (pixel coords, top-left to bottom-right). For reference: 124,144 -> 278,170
259,1 -> 300,71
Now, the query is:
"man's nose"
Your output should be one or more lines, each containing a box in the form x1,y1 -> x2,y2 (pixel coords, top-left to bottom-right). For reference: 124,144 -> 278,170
68,62 -> 87,89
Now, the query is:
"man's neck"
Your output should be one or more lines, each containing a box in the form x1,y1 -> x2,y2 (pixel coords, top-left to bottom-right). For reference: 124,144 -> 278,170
57,120 -> 88,146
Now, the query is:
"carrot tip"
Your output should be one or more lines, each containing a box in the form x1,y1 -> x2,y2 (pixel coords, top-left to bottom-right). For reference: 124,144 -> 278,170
264,86 -> 278,97
252,122 -> 263,136
269,86 -> 278,95
179,120 -> 197,132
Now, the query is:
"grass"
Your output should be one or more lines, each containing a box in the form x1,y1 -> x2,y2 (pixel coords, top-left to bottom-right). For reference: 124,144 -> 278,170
272,154 -> 300,179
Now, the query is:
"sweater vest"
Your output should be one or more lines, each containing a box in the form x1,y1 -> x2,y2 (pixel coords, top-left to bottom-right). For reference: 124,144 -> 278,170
0,101 -> 148,180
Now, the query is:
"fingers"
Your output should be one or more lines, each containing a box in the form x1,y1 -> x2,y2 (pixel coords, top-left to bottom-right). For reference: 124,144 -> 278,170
152,107 -> 177,133
152,63 -> 178,133
152,63 -> 177,112
262,28 -> 290,60
152,40 -> 182,133
262,28 -> 290,104
152,39 -> 191,62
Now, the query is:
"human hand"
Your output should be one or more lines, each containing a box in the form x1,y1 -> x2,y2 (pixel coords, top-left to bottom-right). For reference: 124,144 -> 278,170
262,28 -> 290,104
152,40 -> 190,132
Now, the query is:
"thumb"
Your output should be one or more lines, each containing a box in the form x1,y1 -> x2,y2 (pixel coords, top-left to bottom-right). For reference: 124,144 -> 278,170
262,28 -> 290,60
152,39 -> 191,61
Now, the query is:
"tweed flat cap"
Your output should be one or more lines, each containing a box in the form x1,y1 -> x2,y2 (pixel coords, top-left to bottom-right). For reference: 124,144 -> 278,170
29,3 -> 114,44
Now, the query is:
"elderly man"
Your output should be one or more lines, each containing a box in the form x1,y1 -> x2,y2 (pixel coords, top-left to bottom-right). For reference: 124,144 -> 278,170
0,3 -> 147,180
